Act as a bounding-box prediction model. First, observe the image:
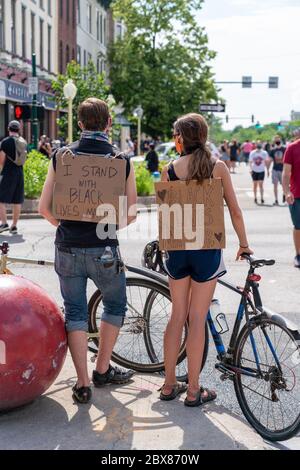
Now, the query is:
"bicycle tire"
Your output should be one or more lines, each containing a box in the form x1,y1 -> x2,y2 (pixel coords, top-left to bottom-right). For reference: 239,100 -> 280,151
143,288 -> 209,381
234,317 -> 300,442
88,277 -> 187,373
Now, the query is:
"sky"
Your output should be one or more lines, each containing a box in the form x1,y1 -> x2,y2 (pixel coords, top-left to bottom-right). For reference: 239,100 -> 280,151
197,0 -> 300,129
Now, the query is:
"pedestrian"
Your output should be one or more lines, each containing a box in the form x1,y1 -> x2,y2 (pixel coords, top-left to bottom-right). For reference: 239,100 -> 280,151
229,139 -> 239,173
38,135 -> 52,159
219,142 -> 230,169
241,139 -> 253,165
268,136 -> 286,205
39,98 -> 138,404
126,138 -> 135,158
145,143 -> 159,173
0,120 -> 27,234
283,128 -> 300,268
249,141 -> 269,204
159,113 -> 253,406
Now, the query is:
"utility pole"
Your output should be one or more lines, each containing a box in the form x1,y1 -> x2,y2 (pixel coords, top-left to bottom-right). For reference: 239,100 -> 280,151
31,54 -> 38,150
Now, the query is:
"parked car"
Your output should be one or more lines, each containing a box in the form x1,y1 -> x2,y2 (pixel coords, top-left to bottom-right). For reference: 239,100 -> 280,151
155,142 -> 177,161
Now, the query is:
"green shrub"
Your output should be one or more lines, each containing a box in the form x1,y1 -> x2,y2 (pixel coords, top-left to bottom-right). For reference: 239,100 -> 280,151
24,150 -> 50,199
134,163 -> 154,196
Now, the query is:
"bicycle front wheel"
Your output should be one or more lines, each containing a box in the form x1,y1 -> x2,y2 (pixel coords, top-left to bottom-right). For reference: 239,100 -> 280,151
234,317 -> 300,441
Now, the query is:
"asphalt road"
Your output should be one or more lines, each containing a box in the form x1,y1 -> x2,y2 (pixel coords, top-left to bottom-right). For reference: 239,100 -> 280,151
0,163 -> 299,450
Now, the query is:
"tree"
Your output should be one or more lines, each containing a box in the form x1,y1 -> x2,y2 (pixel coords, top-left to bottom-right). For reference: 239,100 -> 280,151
52,61 -> 110,142
108,0 -> 218,138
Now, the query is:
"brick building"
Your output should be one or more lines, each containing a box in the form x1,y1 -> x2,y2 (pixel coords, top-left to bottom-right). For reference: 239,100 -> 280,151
58,0 -> 77,74
0,0 -> 58,141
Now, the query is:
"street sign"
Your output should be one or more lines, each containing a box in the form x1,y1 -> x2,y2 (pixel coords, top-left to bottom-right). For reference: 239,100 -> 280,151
269,77 -> 279,89
28,77 -> 38,95
199,103 -> 226,113
242,76 -> 252,88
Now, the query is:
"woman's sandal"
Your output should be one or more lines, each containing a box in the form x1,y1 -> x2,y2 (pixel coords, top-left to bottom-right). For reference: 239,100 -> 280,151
72,384 -> 92,404
159,382 -> 188,401
184,387 -> 217,407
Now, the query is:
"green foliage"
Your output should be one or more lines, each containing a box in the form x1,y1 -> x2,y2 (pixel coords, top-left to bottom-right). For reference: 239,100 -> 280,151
109,0 -> 218,138
51,61 -> 110,142
211,119 -> 300,144
134,163 -> 155,196
24,151 -> 50,199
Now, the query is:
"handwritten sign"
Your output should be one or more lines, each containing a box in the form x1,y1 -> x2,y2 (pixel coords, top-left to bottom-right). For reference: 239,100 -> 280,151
53,152 -> 126,223
155,179 -> 226,251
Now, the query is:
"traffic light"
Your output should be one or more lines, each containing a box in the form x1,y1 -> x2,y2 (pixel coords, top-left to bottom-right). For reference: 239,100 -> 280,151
14,104 -> 31,121
269,77 -> 279,89
14,104 -> 45,121
251,115 -> 255,124
242,76 -> 252,88
226,115 -> 229,124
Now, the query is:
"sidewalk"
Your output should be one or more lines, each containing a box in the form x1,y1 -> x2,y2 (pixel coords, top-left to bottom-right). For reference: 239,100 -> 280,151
0,352 -> 277,451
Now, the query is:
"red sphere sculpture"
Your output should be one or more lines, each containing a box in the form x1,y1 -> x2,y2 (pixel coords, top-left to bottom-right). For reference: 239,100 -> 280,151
0,275 -> 67,411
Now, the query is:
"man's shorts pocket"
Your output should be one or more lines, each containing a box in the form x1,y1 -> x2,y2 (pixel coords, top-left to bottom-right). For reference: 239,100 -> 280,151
55,248 -> 77,277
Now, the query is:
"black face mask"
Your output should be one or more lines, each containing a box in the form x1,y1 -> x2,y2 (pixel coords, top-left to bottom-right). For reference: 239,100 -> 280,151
257,145 -> 262,150
276,141 -> 281,146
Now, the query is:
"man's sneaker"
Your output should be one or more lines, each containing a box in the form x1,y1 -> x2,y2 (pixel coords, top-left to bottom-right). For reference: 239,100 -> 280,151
92,365 -> 135,387
283,195 -> 286,204
273,200 -> 279,206
294,255 -> 300,268
261,199 -> 265,204
254,198 -> 258,204
0,224 -> 9,233
9,226 -> 18,235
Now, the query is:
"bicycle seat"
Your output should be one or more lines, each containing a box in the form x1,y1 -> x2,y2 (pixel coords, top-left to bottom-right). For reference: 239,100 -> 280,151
241,253 -> 275,268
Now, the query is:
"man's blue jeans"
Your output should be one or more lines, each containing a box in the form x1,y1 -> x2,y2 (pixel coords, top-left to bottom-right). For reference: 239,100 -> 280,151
55,246 -> 127,333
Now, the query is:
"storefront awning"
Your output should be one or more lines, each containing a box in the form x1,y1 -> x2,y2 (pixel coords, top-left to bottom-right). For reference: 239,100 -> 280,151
0,78 -> 56,111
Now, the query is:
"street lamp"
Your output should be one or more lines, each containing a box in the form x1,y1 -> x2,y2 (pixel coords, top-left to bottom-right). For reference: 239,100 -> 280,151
133,105 -> 144,156
63,79 -> 77,144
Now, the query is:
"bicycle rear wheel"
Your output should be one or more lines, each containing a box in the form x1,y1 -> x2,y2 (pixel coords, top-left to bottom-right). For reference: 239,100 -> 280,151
88,277 -> 187,373
234,317 -> 300,441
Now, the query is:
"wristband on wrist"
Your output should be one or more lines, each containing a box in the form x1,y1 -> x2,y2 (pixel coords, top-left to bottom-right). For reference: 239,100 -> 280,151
240,245 -> 249,249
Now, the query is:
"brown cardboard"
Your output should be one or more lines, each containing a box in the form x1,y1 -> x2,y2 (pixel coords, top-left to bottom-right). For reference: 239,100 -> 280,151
155,179 -> 226,251
53,152 -> 126,223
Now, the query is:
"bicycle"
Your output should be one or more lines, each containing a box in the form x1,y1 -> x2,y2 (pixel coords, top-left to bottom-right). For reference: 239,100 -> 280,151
137,241 -> 300,441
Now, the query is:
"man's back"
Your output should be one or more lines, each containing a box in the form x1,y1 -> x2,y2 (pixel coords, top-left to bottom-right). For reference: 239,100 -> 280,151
0,136 -> 20,175
284,139 -> 300,198
52,137 -> 130,248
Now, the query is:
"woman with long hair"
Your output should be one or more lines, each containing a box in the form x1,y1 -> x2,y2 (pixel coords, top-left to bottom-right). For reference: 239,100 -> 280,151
159,113 -> 253,406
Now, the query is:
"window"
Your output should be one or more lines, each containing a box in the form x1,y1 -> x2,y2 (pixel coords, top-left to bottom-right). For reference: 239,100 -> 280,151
66,45 -> 70,67
40,19 -> 44,68
60,0 -> 63,17
83,49 -> 87,67
97,11 -> 100,41
77,0 -> 80,25
11,0 -> 17,55
22,6 -> 27,59
0,0 -> 5,51
73,0 -> 76,27
116,23 -> 122,39
48,0 -> 51,16
31,13 -> 36,55
66,0 -> 70,24
39,0 -> 44,10
47,25 -> 51,72
100,14 -> 103,43
87,3 -> 92,34
103,17 -> 107,46
59,41 -> 63,73
77,45 -> 81,65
